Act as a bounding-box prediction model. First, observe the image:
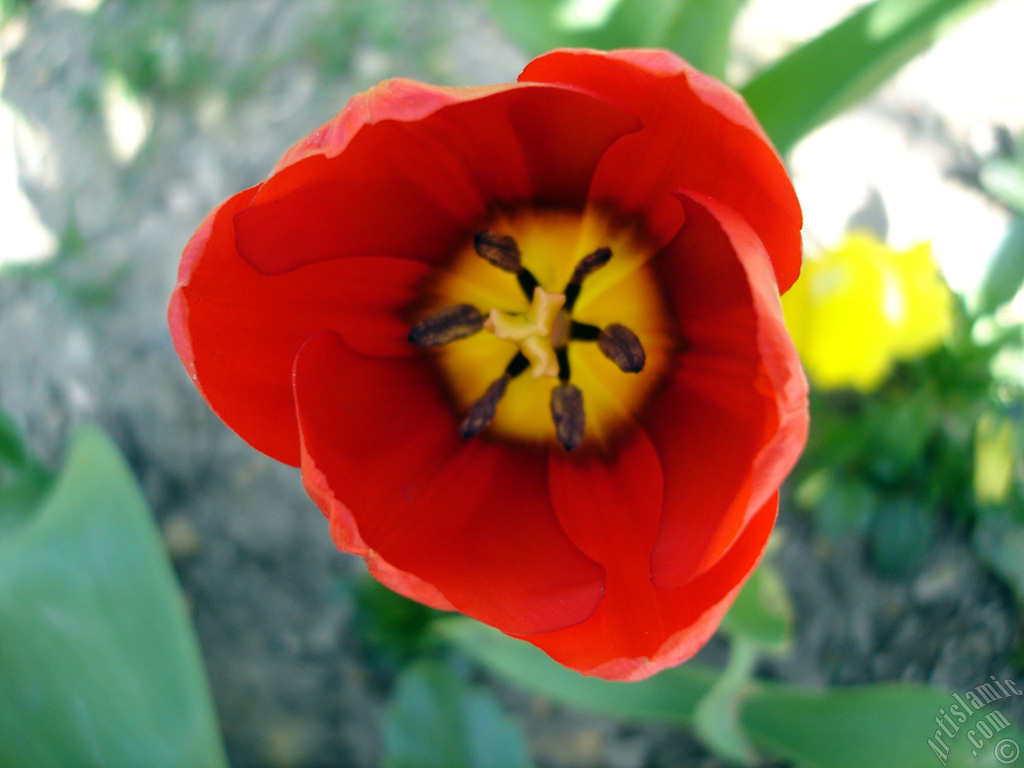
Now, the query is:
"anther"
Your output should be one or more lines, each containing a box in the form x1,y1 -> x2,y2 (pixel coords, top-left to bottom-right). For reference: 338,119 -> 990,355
409,304 -> 484,347
550,383 -> 585,451
597,323 -> 646,373
460,375 -> 510,439
474,231 -> 522,272
474,230 -> 538,298
564,246 -> 612,311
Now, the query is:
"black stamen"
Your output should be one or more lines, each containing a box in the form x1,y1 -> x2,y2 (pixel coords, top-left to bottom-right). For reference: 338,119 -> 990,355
563,283 -> 582,311
570,247 -> 612,284
517,270 -> 539,298
408,304 -> 484,347
460,375 -> 510,439
597,324 -> 646,373
569,321 -> 601,341
505,352 -> 530,378
447,235 -> 634,450
555,347 -> 571,382
550,383 -> 585,451
474,231 -> 522,273
564,246 -> 612,311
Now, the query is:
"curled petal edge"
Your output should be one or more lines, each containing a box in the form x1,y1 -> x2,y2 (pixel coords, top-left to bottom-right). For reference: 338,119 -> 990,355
170,184 -> 436,466
237,80 -> 642,276
169,189 -> 258,388
674,191 -> 808,519
650,192 -> 808,591
302,434 -> 456,613
520,47 -> 803,293
524,48 -> 772,142
270,79 -> 517,174
537,492 -> 779,682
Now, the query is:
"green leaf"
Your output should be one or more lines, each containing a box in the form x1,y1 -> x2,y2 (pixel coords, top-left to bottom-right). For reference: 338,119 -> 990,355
352,576 -> 442,662
0,0 -> 29,26
719,562 -> 793,652
0,426 -> 228,768
692,638 -> 760,765
0,466 -> 52,545
741,0 -> 990,155
483,0 -> 746,77
973,511 -> 1024,607
482,0 -> 654,57
446,618 -> 1022,768
744,682 -> 1024,768
981,157 -> 1024,215
978,216 -> 1024,315
868,389 -> 940,477
0,409 -> 31,469
382,660 -> 532,768
816,477 -> 879,539
440,618 -> 718,724
0,409 -> 52,553
658,0 -> 747,79
868,495 -> 935,575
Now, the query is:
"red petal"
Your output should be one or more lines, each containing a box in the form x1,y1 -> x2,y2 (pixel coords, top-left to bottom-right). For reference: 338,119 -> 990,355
548,426 -> 664,579
234,82 -> 640,275
646,193 -> 808,589
269,81 -> 510,173
169,187 -> 433,465
519,49 -> 803,292
528,491 -> 779,680
293,331 -> 606,635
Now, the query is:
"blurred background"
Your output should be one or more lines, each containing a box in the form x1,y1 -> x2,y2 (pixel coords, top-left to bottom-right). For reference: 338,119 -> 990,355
1,1 -> 1022,766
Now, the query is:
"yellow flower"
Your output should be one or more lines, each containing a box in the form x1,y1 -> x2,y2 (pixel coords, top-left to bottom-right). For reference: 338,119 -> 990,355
782,232 -> 953,392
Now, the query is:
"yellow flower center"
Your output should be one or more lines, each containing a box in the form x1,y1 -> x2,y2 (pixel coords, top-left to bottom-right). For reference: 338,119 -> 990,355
411,208 -> 673,449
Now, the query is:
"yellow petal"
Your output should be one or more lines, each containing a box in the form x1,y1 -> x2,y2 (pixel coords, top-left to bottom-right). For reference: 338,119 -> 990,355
782,231 -> 953,392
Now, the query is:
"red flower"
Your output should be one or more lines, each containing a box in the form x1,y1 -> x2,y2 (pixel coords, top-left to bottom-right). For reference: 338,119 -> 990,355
169,49 -> 808,681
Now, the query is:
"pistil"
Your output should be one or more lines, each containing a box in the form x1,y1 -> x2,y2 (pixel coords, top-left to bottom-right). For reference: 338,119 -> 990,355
485,287 -> 566,379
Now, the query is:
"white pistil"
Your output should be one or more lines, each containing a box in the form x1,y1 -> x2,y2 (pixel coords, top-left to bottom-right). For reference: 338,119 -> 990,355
484,287 -> 567,378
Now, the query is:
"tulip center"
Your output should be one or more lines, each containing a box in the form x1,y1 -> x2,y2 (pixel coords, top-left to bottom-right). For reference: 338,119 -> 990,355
485,285 -> 568,379
410,209 -> 672,450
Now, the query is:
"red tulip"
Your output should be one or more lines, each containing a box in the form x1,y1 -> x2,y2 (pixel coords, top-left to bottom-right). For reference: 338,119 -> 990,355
169,48 -> 808,681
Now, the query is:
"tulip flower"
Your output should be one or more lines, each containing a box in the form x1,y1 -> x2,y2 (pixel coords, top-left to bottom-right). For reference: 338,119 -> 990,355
782,232 -> 953,392
169,49 -> 808,680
